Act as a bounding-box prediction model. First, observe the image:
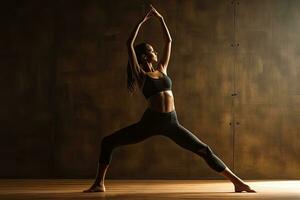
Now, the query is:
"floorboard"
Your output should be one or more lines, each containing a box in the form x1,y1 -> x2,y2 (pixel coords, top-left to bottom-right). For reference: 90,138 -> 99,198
0,179 -> 299,200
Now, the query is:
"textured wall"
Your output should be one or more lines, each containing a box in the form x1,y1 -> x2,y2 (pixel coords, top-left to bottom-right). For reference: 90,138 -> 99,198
0,0 -> 299,179
1,0 -> 57,178
234,0 -> 300,179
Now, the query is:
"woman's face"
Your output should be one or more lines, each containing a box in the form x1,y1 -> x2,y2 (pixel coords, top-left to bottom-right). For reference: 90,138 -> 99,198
146,45 -> 158,63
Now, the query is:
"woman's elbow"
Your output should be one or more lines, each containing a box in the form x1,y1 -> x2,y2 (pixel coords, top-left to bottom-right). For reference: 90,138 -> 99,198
126,40 -> 134,47
165,39 -> 172,45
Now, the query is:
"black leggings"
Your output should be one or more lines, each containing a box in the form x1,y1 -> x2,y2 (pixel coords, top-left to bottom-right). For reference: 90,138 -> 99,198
99,108 -> 227,172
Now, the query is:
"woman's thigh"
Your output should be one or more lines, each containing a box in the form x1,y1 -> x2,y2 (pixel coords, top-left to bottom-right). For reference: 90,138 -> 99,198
163,123 -> 209,152
103,121 -> 157,148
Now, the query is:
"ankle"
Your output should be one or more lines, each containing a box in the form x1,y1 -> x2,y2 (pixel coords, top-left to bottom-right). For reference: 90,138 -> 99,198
94,180 -> 105,186
234,182 -> 247,187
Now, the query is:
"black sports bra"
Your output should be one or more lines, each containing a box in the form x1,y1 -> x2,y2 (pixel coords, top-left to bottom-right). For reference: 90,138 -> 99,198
142,70 -> 172,99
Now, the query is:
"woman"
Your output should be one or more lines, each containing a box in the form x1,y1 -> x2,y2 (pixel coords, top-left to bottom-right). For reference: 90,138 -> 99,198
84,5 -> 255,193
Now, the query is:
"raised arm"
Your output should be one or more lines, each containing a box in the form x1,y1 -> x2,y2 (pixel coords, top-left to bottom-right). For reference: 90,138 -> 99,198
126,10 -> 152,82
150,5 -> 172,72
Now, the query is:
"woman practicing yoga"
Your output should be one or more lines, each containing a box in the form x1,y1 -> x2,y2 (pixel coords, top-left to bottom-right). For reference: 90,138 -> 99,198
84,5 -> 256,193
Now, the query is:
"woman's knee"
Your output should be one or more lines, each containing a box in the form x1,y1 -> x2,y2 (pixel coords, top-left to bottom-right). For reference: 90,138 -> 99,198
101,135 -> 114,150
197,144 -> 214,158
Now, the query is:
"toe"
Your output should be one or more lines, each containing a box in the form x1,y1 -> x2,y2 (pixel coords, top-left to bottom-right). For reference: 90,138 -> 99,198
83,186 -> 102,193
235,185 -> 256,193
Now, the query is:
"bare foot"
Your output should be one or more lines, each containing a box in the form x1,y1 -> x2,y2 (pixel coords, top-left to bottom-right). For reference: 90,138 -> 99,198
234,183 -> 256,193
83,183 -> 106,193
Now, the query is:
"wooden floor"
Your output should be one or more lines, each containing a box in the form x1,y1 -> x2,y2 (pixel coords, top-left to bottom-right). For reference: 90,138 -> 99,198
0,179 -> 299,200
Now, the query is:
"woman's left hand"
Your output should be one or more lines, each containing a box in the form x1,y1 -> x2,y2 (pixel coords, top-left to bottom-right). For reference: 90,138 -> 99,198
150,4 -> 163,19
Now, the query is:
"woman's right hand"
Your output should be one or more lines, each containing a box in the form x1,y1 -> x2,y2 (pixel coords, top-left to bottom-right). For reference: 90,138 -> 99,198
141,9 -> 153,23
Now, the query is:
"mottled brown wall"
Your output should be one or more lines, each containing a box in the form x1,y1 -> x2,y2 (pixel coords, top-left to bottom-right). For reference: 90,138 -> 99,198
234,0 -> 300,179
1,0 -> 57,178
0,0 -> 299,179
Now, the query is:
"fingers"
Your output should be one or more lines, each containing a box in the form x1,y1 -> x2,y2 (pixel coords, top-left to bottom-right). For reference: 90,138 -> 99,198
143,9 -> 153,20
148,4 -> 162,18
145,10 -> 154,18
143,4 -> 161,21
150,4 -> 159,13
149,4 -> 156,13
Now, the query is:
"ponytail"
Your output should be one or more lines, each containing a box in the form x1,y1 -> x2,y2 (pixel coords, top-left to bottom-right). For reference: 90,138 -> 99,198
127,61 -> 137,95
126,42 -> 150,95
